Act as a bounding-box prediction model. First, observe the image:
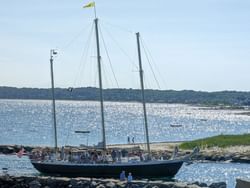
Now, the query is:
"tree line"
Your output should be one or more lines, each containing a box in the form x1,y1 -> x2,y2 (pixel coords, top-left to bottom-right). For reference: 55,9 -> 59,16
1,86 -> 250,106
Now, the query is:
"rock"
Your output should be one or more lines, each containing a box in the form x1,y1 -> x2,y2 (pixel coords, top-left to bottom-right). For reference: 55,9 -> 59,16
41,177 -> 59,188
70,178 -> 89,188
192,181 -> 208,187
116,181 -> 126,188
224,154 -> 232,161
218,156 -> 226,161
130,184 -> 142,188
237,156 -> 250,163
90,180 -> 98,187
23,176 -> 36,185
151,186 -> 159,188
209,182 -> 226,188
204,155 -> 213,161
0,176 -> 225,188
96,184 -> 106,188
157,182 -> 172,188
3,146 -> 14,154
69,178 -> 78,186
0,176 -> 15,187
173,182 -> 192,188
23,146 -> 35,152
186,185 -> 206,188
69,179 -> 85,188
29,180 -> 41,188
105,181 -> 116,188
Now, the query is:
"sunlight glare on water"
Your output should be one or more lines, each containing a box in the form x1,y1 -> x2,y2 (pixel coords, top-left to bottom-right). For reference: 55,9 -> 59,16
175,162 -> 250,188
0,99 -> 250,147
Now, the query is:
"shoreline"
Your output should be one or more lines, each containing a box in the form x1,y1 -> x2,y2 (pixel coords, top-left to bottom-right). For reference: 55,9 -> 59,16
1,87 -> 250,108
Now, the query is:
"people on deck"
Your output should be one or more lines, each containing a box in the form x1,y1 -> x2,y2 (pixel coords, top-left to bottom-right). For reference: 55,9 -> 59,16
139,151 -> 144,161
111,150 -> 117,162
117,150 -> 122,162
31,147 -> 156,165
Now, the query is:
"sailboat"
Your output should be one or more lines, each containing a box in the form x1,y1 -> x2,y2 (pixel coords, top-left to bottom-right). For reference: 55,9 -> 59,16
31,15 -> 186,178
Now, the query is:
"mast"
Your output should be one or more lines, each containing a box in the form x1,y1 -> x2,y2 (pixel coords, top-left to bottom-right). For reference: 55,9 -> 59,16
50,49 -> 58,151
136,32 -> 151,155
94,18 -> 106,150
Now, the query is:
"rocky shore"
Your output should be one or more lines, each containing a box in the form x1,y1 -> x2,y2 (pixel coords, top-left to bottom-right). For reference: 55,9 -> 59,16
1,143 -> 250,163
110,143 -> 250,163
0,175 -> 226,188
0,145 -> 34,154
191,149 -> 250,163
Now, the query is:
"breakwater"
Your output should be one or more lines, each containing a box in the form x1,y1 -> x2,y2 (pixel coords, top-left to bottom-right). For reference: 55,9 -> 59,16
0,175 -> 226,188
2,144 -> 250,164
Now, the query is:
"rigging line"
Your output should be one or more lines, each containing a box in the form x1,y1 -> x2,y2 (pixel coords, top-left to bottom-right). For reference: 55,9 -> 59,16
87,39 -> 96,87
78,22 -> 95,85
140,37 -> 168,89
140,37 -> 161,89
99,26 -> 119,88
143,76 -> 163,130
144,74 -> 153,91
147,102 -> 162,130
100,22 -> 139,70
143,75 -> 163,129
130,48 -> 140,89
64,110 -> 75,146
94,61 -> 99,87
73,22 -> 94,87
60,22 -> 93,51
77,27 -> 95,87
101,19 -> 134,34
64,24 -> 94,145
101,59 -> 113,88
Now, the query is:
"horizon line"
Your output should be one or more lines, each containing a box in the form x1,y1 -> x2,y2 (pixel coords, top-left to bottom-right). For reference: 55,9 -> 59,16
1,85 -> 250,93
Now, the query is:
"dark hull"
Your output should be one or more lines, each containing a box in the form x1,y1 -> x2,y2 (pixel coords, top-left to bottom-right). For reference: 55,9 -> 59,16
31,160 -> 183,178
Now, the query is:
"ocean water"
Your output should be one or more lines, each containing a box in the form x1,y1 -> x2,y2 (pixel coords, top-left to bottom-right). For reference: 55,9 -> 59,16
0,99 -> 250,147
176,162 -> 250,188
1,99 -> 250,188
0,155 -> 250,188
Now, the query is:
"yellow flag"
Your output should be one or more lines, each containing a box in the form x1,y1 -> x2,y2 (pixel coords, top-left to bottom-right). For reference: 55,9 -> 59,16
83,2 -> 95,8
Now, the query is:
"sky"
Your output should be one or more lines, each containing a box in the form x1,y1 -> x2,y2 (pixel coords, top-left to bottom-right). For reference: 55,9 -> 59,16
0,0 -> 250,91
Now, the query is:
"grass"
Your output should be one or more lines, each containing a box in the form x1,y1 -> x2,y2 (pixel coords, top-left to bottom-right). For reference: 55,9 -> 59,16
179,134 -> 250,150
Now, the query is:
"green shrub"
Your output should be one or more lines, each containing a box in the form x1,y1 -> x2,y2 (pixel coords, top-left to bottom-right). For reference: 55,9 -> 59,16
180,134 -> 250,149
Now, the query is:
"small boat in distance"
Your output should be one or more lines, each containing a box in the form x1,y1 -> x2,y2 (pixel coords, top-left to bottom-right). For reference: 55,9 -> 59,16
170,124 -> 183,128
199,119 -> 207,121
31,5 -> 188,178
74,130 -> 91,134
